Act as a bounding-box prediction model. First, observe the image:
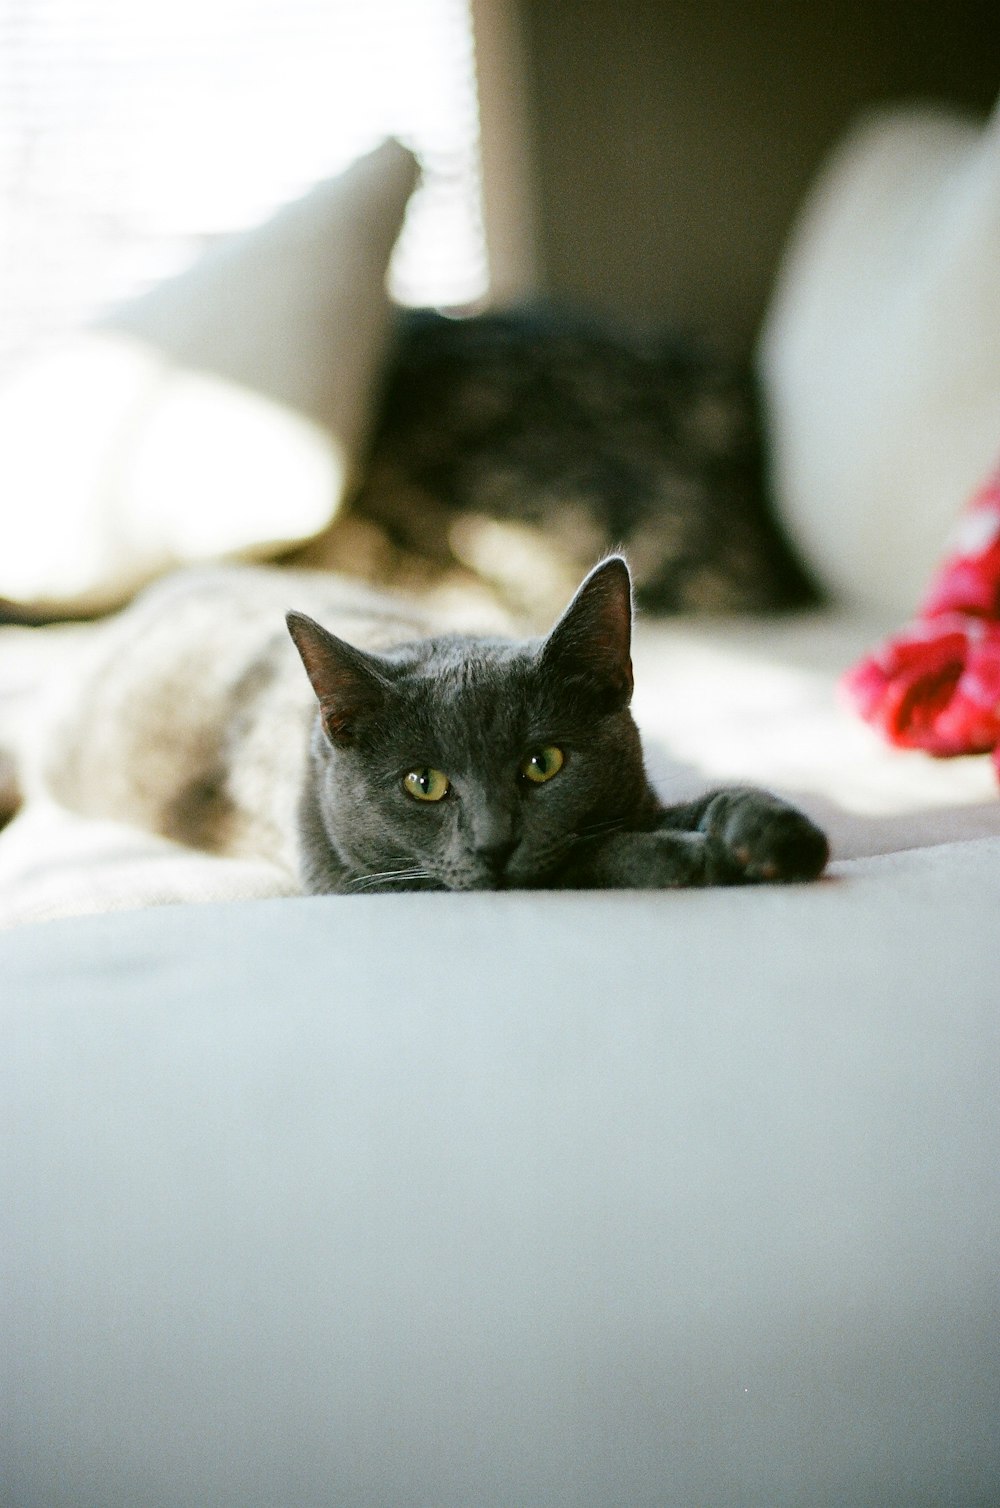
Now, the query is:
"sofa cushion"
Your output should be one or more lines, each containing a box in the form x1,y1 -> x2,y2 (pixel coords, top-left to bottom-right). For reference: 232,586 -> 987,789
759,99 -> 1000,617
3,872 -> 998,1505
0,140 -> 418,616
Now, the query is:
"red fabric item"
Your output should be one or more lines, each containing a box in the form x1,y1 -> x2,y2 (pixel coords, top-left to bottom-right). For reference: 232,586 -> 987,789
843,615 -> 1000,755
842,459 -> 1000,776
920,467 -> 1000,619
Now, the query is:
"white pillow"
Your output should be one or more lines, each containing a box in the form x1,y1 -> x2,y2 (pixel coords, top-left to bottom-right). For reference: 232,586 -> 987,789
0,140 -> 418,616
758,100 -> 1000,617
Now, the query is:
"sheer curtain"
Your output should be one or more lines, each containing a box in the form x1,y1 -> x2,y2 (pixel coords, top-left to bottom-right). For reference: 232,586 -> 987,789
0,0 -> 487,382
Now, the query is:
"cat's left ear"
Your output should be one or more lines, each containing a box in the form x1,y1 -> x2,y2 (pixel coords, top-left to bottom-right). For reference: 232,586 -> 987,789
286,611 -> 391,745
540,555 -> 634,709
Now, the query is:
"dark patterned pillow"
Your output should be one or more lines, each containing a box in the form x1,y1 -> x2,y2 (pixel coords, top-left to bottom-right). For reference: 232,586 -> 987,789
312,305 -> 816,620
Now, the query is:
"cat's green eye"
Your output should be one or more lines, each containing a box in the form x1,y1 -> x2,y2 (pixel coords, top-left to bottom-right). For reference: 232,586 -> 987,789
520,745 -> 565,785
403,767 -> 451,803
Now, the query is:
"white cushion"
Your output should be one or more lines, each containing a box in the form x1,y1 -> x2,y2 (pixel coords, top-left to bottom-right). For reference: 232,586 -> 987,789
758,100 -> 1000,617
0,140 -> 418,615
3,870 -> 999,1504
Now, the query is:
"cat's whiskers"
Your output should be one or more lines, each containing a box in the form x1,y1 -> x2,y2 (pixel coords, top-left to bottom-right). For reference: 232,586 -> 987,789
348,865 -> 435,892
573,816 -> 629,843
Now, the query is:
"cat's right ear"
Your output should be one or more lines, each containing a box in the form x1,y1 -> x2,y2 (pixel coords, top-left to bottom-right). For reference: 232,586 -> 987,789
286,611 -> 390,745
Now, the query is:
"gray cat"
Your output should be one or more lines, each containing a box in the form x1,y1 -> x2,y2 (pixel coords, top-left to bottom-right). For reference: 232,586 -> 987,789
34,557 -> 828,893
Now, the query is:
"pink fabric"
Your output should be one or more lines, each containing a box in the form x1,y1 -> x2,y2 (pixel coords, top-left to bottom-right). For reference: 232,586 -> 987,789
843,461 -> 1000,780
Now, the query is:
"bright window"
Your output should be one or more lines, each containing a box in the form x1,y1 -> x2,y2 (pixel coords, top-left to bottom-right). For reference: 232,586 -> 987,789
0,0 -> 486,381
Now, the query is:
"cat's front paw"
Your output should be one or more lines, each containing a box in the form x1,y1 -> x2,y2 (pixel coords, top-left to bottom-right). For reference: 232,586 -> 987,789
701,788 -> 829,884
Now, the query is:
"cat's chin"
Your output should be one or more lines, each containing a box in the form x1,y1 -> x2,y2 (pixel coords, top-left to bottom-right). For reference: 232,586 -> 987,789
454,870 -> 544,893
439,871 -> 528,893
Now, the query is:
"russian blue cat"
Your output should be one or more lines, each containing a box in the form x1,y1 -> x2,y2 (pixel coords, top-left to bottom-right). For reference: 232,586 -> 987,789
35,555 -> 827,893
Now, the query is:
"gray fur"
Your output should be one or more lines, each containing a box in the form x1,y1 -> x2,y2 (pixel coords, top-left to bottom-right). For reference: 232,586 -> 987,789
38,559 -> 828,892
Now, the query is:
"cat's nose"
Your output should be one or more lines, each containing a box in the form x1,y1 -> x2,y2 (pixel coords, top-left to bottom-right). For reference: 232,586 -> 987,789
474,837 -> 517,878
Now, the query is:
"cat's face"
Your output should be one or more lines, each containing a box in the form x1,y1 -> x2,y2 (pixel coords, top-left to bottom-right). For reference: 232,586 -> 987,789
288,557 -> 650,891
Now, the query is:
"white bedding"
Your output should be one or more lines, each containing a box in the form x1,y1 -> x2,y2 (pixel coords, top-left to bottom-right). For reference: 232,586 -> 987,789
4,856 -> 999,1505
4,613 -> 998,1506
